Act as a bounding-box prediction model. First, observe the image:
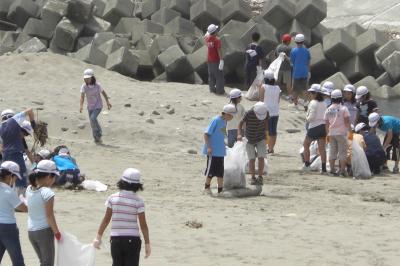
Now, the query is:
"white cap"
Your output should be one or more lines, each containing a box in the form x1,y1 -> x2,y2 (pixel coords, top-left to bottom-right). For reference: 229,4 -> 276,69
368,112 -> 380,128
21,120 -> 33,135
58,147 -> 70,156
37,149 -> 51,159
321,87 -> 331,96
1,109 -> 15,119
0,161 -> 21,179
322,81 -> 334,92
121,168 -> 141,184
229,88 -> 242,99
207,24 -> 218,34
263,70 -> 274,80
36,160 -> 59,175
355,86 -> 368,100
308,84 -> 321,93
294,33 -> 305,43
253,102 -> 268,120
343,84 -> 355,93
222,104 -> 237,115
331,89 -> 342,99
355,122 -> 366,133
83,68 -> 94,79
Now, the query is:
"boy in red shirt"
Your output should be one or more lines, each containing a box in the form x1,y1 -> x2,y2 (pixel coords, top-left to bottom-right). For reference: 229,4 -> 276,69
204,24 -> 225,95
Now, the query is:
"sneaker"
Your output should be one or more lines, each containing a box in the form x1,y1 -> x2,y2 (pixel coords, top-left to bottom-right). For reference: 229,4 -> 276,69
256,176 -> 264,185
393,166 -> 399,174
302,165 -> 311,172
250,176 -> 257,185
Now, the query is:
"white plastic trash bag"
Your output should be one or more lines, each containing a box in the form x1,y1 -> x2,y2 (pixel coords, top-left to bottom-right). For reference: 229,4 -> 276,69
82,180 -> 108,192
266,52 -> 285,80
57,232 -> 95,266
351,141 -> 371,179
224,141 -> 247,189
245,71 -> 264,101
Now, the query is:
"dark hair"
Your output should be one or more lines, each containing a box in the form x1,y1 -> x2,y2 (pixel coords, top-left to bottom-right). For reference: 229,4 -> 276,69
264,78 -> 276,85
49,145 -> 68,158
29,171 -> 54,187
331,97 -> 343,104
117,180 -> 143,192
230,97 -> 241,106
364,92 -> 371,100
315,92 -> 324,102
252,32 -> 260,42
344,91 -> 356,104
0,169 -> 13,179
90,76 -> 96,85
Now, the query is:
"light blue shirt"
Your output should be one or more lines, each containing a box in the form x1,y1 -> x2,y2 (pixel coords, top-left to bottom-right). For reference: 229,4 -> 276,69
53,155 -> 78,171
26,185 -> 55,231
290,46 -> 310,79
0,182 -> 21,224
202,115 -> 227,157
379,116 -> 400,134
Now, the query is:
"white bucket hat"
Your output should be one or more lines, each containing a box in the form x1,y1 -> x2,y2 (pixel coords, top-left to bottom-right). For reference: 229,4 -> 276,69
253,102 -> 268,120
355,86 -> 368,100
1,109 -> 15,120
368,112 -> 380,128
207,24 -> 218,34
36,160 -> 59,176
308,84 -> 321,93
37,149 -> 51,159
229,89 -> 242,99
294,33 -> 305,43
330,89 -> 343,99
83,68 -> 94,79
222,104 -> 237,115
121,168 -> 141,184
343,84 -> 355,93
0,161 -> 22,179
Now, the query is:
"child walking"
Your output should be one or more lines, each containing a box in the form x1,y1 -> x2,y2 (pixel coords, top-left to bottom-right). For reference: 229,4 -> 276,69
26,160 -> 61,266
0,161 -> 28,266
259,71 -> 281,154
79,69 -> 112,144
227,89 -> 246,148
93,168 -> 151,266
203,104 -> 236,193
324,90 -> 351,176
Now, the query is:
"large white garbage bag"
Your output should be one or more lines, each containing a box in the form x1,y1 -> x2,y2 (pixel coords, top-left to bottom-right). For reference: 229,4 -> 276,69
351,141 -> 372,179
57,232 -> 95,266
267,52 -> 285,80
245,71 -> 264,101
224,141 -> 247,189
82,180 -> 108,192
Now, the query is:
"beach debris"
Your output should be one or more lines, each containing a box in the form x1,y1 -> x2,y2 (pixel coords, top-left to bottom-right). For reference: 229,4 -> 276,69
32,101 -> 44,105
124,103 -> 131,107
152,110 -> 160,115
166,108 -> 175,115
145,118 -> 154,124
185,220 -> 203,229
61,127 -> 69,132
77,123 -> 85,129
19,72 -> 26,75
138,111 -> 145,116
187,149 -> 197,155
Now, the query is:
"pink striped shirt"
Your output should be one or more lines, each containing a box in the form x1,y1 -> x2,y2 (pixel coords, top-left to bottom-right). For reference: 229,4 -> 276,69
106,190 -> 145,237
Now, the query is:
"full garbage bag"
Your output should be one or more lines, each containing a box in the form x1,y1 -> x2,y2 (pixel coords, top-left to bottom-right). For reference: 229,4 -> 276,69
224,141 -> 247,189
245,70 -> 264,101
352,141 -> 372,179
57,232 -> 95,266
82,180 -> 108,192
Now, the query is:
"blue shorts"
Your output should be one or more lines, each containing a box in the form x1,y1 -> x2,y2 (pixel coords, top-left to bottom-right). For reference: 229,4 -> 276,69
268,116 -> 279,136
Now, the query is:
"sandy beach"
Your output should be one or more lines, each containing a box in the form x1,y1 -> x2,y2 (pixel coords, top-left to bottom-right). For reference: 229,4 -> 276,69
1,53 -> 400,266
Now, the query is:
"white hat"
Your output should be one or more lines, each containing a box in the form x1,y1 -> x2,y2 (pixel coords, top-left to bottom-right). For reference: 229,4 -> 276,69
331,89 -> 342,99
121,168 -> 141,184
294,33 -> 305,43
263,70 -> 274,80
0,161 -> 22,179
322,81 -> 334,92
36,160 -> 59,175
1,109 -> 15,119
222,104 -> 237,115
21,120 -> 33,135
253,102 -> 268,120
308,84 -> 321,93
343,84 -> 355,93
355,122 -> 366,133
368,112 -> 380,128
355,86 -> 368,100
83,68 -> 94,79
37,149 -> 51,159
58,147 -> 70,156
229,88 -> 242,99
207,24 -> 218,34
321,87 -> 331,96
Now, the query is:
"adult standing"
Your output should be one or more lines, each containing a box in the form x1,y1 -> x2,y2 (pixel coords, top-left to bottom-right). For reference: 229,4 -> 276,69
290,34 -> 311,107
276,34 -> 292,98
204,24 -> 225,95
79,69 -> 112,144
244,32 -> 264,88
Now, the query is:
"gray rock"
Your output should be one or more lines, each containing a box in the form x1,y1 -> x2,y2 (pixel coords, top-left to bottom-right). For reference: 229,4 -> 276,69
124,103 -> 131,107
152,110 -> 160,115
145,118 -> 155,124
166,108 -> 175,115
138,111 -> 145,116
61,127 -> 69,132
187,149 -> 198,154
78,124 -> 85,129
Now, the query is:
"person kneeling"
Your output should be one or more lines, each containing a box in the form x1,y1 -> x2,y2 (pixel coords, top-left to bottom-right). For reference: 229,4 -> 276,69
52,148 -> 83,188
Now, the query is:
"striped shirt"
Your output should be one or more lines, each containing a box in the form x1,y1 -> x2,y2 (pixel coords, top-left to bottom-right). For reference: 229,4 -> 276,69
242,109 -> 267,144
106,190 -> 145,237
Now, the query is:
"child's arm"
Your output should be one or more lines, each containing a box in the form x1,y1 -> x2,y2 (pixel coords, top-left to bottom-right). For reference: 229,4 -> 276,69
93,207 -> 112,249
237,120 -> 245,141
258,85 -> 265,102
79,92 -> 85,113
204,133 -> 212,155
45,198 -> 61,241
138,212 -> 151,258
101,90 -> 112,110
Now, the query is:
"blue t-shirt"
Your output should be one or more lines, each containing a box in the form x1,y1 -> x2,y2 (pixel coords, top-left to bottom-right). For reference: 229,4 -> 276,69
26,185 -> 55,231
290,46 -> 310,79
202,115 -> 227,157
0,112 -> 26,155
53,155 -> 78,171
0,183 -> 22,224
379,116 -> 400,134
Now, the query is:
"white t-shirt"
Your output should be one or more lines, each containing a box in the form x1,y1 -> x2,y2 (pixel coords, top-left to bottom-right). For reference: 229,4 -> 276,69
0,182 -> 22,224
26,185 -> 55,231
262,84 -> 281,117
106,190 -> 145,237
227,103 -> 246,130
306,100 -> 327,129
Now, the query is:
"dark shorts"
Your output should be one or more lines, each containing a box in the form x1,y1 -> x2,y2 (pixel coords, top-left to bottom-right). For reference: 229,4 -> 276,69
307,124 -> 326,140
384,132 -> 399,161
268,116 -> 279,136
111,236 -> 141,266
293,78 -> 308,92
205,156 -> 224,178
56,169 -> 82,186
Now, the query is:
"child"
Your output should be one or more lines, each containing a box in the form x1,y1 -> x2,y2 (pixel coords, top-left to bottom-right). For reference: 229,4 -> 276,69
324,90 -> 351,176
79,69 -> 112,144
238,102 -> 269,185
227,89 -> 246,148
321,81 -> 334,107
0,161 -> 27,266
355,86 -> 378,124
290,34 -> 310,106
343,84 -> 358,126
245,32 -> 264,88
26,160 -> 61,266
93,168 -> 151,266
52,147 -> 83,187
275,34 -> 292,98
259,71 -> 281,154
203,104 -> 236,193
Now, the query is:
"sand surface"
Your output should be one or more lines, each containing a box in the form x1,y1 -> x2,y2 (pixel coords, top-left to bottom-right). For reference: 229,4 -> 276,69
1,53 -> 400,265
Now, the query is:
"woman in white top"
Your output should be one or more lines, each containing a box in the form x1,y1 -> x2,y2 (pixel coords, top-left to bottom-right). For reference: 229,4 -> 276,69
226,89 -> 246,148
259,71 -> 281,153
303,84 -> 327,173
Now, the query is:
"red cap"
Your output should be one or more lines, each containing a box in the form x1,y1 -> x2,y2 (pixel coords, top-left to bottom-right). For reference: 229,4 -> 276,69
282,34 -> 292,43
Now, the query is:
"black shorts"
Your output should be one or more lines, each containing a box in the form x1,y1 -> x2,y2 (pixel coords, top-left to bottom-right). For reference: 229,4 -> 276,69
205,156 -> 224,178
307,124 -> 326,140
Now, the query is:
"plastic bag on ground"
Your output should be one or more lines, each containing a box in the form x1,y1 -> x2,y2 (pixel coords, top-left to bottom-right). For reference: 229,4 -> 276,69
245,71 -> 264,101
57,232 -> 95,266
352,141 -> 372,179
224,141 -> 247,189
82,180 -> 108,192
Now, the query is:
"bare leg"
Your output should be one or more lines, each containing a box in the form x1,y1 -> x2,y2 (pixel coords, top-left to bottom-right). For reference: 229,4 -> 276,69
205,177 -> 212,187
329,159 -> 335,173
258,158 -> 265,177
249,159 -> 256,177
303,137 -> 312,163
268,136 -> 277,152
217,177 -> 223,189
317,138 -> 326,164
339,159 -> 347,174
